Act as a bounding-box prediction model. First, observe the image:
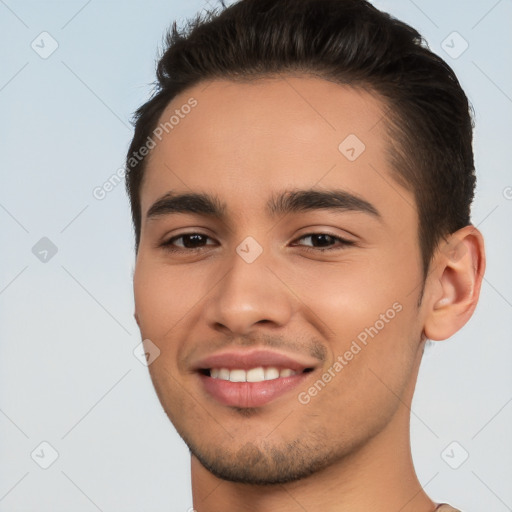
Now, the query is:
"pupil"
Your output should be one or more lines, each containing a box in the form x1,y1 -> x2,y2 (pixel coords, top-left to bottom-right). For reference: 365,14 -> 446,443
314,234 -> 332,247
184,234 -> 205,248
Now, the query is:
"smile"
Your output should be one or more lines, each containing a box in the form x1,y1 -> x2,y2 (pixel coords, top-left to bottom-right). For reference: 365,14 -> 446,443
193,349 -> 318,408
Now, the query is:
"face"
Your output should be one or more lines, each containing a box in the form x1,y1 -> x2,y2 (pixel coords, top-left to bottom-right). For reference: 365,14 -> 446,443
133,76 -> 428,484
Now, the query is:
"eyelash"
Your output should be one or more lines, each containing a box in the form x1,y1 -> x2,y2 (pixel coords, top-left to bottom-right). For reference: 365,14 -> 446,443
159,232 -> 355,253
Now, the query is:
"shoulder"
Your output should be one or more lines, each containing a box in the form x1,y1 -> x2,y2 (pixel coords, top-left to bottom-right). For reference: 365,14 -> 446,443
435,504 -> 462,512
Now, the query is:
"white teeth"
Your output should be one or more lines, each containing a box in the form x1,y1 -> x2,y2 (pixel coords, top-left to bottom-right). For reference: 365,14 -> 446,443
218,368 -> 230,380
209,366 -> 298,382
229,369 -> 246,382
246,367 -> 265,382
264,367 -> 280,380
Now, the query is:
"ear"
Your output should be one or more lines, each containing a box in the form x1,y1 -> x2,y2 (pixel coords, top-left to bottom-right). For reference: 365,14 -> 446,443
423,225 -> 486,341
134,311 -> 140,327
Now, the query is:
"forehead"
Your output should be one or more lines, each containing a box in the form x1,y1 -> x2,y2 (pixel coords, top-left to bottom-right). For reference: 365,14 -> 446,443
140,75 -> 413,225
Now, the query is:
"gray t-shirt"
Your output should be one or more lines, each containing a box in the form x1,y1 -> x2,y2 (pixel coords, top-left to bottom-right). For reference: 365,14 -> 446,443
436,504 -> 461,512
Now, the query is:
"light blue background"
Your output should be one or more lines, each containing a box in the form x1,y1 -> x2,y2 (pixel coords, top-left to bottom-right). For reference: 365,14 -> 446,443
1,0 -> 511,510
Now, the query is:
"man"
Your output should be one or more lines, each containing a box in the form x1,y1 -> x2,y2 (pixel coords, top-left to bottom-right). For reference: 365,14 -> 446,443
125,0 -> 485,510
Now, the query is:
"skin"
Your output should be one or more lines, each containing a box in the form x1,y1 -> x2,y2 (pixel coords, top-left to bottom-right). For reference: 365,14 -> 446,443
133,75 -> 485,512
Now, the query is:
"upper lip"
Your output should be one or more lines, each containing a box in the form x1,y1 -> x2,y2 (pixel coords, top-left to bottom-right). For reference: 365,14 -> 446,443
192,348 -> 319,372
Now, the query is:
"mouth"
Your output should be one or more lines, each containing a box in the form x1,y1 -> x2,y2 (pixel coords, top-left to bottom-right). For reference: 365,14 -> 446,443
193,349 -> 318,408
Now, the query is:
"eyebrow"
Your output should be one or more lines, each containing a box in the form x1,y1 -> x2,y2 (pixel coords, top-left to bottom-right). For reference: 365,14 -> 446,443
145,188 -> 381,222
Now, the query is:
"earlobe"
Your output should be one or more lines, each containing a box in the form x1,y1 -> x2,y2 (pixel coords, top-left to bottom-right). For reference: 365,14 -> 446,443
423,225 -> 486,341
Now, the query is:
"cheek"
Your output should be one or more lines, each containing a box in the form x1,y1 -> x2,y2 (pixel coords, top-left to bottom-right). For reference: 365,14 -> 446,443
284,254 -> 411,334
286,256 -> 420,386
133,256 -> 204,338
295,281 -> 418,437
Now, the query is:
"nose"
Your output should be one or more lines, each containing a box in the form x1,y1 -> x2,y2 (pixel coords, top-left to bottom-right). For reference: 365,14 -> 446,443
203,245 -> 294,336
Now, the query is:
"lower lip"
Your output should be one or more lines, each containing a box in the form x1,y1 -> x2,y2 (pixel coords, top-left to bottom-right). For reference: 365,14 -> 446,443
198,372 -> 311,408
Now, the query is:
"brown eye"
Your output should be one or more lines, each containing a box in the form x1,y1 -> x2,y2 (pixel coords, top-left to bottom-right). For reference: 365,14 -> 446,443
161,233 -> 216,252
293,233 -> 355,252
